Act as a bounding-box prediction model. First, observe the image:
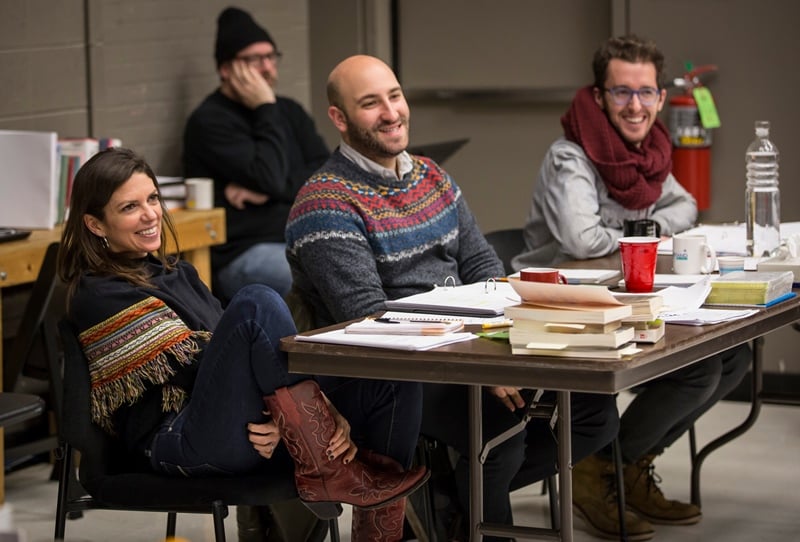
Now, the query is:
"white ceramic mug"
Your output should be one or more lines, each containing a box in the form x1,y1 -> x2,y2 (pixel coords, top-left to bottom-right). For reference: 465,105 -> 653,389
672,233 -> 717,274
184,178 -> 214,210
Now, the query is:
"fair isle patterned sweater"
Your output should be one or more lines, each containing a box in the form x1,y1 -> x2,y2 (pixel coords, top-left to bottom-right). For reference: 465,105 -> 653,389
285,149 -> 504,327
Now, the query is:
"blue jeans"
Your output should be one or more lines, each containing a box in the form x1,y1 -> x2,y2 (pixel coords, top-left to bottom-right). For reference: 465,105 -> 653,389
147,284 -> 422,476
216,242 -> 293,300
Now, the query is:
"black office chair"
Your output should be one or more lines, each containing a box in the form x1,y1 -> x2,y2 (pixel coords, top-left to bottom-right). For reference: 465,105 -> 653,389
4,242 -> 64,471
55,319 -> 340,542
484,228 -> 526,275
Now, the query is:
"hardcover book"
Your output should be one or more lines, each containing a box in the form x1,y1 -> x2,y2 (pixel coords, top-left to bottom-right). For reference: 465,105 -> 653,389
510,342 -> 641,360
504,302 -> 632,325
509,324 -> 634,348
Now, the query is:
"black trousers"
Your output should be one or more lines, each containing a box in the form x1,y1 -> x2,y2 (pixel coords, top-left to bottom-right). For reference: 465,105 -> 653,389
421,384 -> 618,541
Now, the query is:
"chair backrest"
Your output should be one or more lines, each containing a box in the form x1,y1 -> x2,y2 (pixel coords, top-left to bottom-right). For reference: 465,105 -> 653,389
57,319 -> 138,491
5,241 -> 64,392
484,228 -> 526,275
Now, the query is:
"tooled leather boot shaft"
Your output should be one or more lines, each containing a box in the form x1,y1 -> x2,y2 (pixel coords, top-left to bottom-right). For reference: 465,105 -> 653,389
263,380 -> 429,511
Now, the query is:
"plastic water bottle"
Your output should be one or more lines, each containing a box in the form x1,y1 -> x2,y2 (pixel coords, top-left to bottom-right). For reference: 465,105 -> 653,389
745,120 -> 781,257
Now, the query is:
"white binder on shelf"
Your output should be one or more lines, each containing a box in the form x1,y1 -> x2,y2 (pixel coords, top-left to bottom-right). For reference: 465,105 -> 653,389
0,129 -> 59,229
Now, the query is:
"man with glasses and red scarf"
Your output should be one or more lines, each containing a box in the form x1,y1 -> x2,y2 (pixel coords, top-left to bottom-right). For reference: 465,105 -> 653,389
183,6 -> 329,304
513,35 -> 750,541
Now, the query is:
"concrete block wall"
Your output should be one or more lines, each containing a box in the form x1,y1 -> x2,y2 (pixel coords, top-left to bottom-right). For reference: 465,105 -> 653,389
0,0 -> 312,176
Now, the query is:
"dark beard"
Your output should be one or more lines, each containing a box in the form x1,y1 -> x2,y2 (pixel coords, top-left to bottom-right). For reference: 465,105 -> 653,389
345,118 -> 409,161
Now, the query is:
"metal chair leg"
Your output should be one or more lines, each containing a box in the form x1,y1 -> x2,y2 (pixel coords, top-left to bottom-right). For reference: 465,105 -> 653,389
166,512 -> 177,538
212,501 -> 228,542
612,438 -> 628,542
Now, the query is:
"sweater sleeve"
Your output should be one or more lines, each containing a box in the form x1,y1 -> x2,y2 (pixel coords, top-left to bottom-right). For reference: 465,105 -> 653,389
649,174 -> 698,236
183,94 -> 330,204
288,209 -> 389,325
538,141 -> 622,260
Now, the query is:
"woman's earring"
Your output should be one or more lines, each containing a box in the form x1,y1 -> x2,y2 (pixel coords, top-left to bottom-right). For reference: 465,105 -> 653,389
102,237 -> 109,249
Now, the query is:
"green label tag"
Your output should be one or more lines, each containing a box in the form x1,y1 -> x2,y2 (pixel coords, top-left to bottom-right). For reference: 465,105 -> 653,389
693,87 -> 721,129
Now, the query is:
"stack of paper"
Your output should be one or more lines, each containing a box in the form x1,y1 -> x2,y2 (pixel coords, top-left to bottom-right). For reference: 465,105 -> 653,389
706,271 -> 794,307
295,329 -> 476,351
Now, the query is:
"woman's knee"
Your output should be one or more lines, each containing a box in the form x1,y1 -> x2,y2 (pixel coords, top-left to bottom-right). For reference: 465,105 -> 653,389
227,284 -> 297,336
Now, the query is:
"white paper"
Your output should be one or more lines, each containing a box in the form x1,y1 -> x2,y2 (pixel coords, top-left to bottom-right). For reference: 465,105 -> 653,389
658,222 -> 800,257
295,329 -> 477,351
660,308 -> 758,325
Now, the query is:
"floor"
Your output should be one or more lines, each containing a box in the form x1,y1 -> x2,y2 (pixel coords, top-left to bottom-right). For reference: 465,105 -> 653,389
3,392 -> 799,541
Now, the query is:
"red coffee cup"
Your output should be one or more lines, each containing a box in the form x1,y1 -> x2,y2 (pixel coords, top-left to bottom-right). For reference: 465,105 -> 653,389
519,267 -> 567,284
618,236 -> 660,293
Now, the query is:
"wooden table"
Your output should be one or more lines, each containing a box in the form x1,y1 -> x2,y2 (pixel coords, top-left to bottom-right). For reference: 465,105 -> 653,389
281,289 -> 800,541
0,207 -> 226,502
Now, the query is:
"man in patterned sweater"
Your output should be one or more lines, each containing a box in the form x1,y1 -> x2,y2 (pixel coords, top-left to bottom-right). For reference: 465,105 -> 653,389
285,55 -> 617,541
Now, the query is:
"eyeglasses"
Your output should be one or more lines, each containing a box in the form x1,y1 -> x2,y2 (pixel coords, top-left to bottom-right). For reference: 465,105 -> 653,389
603,86 -> 661,106
237,51 -> 283,66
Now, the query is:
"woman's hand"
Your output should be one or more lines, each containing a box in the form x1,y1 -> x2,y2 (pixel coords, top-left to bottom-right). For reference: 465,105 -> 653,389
247,414 -> 281,459
321,393 -> 357,464
489,386 -> 526,412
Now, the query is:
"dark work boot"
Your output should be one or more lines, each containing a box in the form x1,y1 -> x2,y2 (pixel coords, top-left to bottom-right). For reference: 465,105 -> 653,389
624,455 -> 702,525
572,454 -> 655,541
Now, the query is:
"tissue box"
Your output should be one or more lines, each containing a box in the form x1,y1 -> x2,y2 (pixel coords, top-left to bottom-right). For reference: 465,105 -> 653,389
757,256 -> 800,284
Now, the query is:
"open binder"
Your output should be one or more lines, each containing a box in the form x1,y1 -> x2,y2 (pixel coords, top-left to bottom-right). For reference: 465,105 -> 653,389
384,280 -> 521,317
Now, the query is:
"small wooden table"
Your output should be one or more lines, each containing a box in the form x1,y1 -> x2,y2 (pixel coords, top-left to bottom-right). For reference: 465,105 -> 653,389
0,207 -> 226,502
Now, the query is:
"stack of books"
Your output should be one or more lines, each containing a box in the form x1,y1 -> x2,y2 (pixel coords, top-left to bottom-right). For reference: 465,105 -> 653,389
705,270 -> 795,307
505,302 -> 641,359
613,293 -> 665,343
156,176 -> 187,210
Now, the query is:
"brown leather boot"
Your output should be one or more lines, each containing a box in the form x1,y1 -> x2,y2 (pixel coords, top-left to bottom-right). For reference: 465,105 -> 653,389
624,455 -> 702,525
351,450 -> 409,542
572,454 -> 655,541
263,380 -> 429,519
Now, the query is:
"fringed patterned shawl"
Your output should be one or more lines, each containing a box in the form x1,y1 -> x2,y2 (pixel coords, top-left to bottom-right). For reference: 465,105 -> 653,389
78,295 -> 212,433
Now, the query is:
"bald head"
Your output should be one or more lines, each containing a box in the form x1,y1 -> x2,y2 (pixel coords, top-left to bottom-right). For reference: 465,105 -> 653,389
327,55 -> 399,110
325,55 -> 410,169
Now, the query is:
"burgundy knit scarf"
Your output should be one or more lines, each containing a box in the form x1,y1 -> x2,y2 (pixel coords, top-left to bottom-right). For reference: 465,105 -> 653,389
561,86 -> 673,210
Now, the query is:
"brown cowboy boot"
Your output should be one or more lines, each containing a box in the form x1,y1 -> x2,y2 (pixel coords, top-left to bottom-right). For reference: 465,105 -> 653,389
263,380 -> 429,519
624,455 -> 702,525
572,454 -> 655,541
351,450 -> 409,542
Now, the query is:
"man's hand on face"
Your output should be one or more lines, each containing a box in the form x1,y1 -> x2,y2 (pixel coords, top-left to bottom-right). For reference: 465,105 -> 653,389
227,60 -> 276,109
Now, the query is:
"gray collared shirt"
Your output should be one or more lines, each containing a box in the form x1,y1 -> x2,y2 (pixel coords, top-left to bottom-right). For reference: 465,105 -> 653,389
338,140 -> 414,181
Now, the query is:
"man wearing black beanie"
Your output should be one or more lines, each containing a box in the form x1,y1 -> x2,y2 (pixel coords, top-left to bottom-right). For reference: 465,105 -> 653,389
183,6 -> 329,306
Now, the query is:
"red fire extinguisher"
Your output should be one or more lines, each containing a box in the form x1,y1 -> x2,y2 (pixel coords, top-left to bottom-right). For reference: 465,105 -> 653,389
669,64 -> 718,211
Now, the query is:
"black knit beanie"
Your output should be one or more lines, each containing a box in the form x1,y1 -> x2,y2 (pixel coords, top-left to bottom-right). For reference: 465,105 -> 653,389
214,6 -> 276,66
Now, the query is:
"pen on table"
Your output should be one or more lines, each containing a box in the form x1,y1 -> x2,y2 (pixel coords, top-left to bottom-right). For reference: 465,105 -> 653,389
374,318 -> 453,324
492,277 -> 509,282
481,319 -> 513,329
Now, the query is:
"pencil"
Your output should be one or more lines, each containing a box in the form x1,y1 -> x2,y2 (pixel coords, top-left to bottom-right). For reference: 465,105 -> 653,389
481,319 -> 513,329
493,277 -> 509,282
